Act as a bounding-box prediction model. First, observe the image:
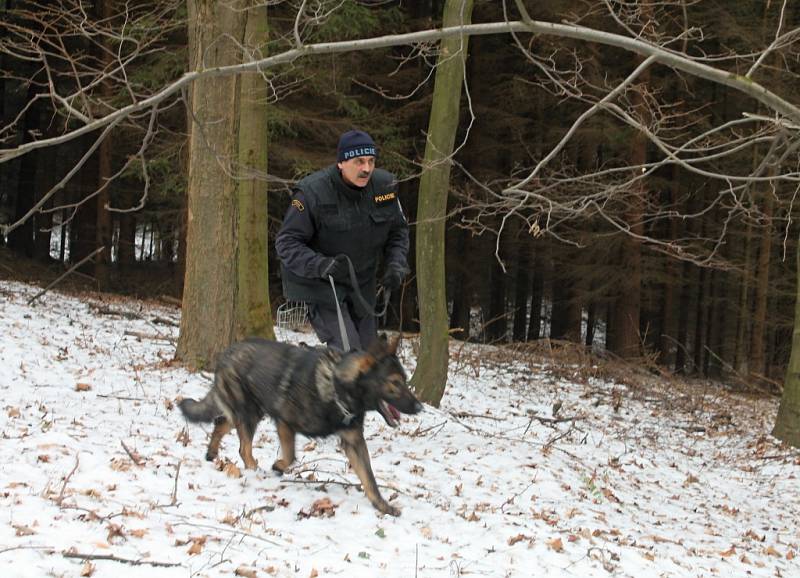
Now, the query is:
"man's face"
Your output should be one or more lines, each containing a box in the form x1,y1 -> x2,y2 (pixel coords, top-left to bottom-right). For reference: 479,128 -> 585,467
338,155 -> 375,188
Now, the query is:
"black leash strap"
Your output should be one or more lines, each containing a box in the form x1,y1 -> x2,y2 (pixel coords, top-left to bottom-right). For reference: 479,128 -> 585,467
328,275 -> 351,352
337,254 -> 391,318
327,255 -> 392,352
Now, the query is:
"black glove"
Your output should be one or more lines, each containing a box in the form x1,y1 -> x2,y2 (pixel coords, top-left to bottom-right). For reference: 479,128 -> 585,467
380,265 -> 405,292
318,254 -> 350,284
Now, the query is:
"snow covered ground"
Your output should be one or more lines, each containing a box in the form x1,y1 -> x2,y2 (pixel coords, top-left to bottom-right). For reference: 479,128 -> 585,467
0,279 -> 798,578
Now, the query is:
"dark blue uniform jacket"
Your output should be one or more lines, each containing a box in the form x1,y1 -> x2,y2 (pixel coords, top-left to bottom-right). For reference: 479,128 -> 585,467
275,164 -> 409,312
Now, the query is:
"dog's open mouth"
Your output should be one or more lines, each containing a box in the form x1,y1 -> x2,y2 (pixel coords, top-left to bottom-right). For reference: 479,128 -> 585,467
378,400 -> 402,427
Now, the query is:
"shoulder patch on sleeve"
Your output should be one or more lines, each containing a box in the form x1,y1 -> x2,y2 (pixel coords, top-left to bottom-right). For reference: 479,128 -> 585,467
291,199 -> 305,212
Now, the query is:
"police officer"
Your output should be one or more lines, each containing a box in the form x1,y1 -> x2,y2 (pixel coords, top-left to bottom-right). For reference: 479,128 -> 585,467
275,130 -> 409,351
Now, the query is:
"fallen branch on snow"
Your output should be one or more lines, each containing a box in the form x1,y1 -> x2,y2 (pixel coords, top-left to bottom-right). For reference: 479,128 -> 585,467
120,440 -> 145,466
27,247 -> 105,306
55,455 -> 79,506
526,410 -> 581,425
124,330 -> 176,343
62,549 -> 180,568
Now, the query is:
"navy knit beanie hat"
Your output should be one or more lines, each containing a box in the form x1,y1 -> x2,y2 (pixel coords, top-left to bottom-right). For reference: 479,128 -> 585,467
337,130 -> 377,162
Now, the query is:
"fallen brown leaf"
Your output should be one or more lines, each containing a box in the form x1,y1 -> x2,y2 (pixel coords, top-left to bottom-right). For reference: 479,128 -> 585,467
106,523 -> 126,544
221,512 -> 239,526
298,497 -> 338,519
13,524 -> 35,537
187,536 -> 207,555
223,461 -> 242,479
547,537 -> 564,552
508,534 -> 530,546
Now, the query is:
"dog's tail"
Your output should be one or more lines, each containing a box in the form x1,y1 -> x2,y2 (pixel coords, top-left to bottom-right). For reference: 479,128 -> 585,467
179,390 -> 222,423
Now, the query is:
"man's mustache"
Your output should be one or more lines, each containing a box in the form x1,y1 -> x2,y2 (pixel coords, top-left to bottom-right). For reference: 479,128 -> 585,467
357,171 -> 371,178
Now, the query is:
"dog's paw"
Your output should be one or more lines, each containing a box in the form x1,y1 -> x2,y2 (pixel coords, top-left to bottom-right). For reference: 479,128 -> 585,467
205,451 -> 217,462
376,502 -> 401,517
271,459 -> 289,474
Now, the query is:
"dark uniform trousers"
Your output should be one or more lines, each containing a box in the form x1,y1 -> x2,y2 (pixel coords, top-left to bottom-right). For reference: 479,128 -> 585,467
308,301 -> 377,352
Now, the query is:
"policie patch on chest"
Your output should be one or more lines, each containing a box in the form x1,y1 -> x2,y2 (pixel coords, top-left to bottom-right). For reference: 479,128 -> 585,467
373,191 -> 397,206
291,199 -> 305,212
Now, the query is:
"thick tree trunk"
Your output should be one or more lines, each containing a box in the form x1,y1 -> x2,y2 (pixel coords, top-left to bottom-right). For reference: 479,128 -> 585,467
71,136 -> 100,272
512,237 -> 530,342
693,261 -> 708,374
411,0 -> 474,406
659,181 -> 679,365
7,83 -> 40,257
117,204 -> 137,267
527,244 -> 544,341
486,224 -> 508,343
94,0 -> 113,289
449,225 -> 471,341
773,235 -> 800,448
750,185 -> 775,377
176,0 -> 248,368
550,256 -> 581,343
608,64 -> 648,358
675,258 -> 693,374
31,144 -> 55,261
234,3 -> 273,341
585,300 -> 596,348
608,191 -> 644,357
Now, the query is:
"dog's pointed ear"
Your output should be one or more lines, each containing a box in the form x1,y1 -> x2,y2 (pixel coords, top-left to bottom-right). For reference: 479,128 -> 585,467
368,333 -> 399,357
334,351 -> 376,382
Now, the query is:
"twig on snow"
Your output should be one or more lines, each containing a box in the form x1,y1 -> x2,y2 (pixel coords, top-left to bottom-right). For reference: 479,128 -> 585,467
98,394 -> 145,401
526,410 -> 581,425
170,461 -> 181,505
409,420 -> 447,437
154,461 -> 182,509
124,330 -> 176,343
62,549 -> 181,568
0,546 -> 55,556
452,411 -> 505,421
120,440 -> 145,466
27,247 -> 104,305
152,315 -> 179,327
55,455 -> 80,506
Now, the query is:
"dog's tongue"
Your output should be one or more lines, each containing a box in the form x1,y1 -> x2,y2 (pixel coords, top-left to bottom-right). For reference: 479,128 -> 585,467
379,400 -> 402,427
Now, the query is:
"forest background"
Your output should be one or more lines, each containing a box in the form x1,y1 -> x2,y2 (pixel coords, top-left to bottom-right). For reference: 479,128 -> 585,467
2,1 -> 800,444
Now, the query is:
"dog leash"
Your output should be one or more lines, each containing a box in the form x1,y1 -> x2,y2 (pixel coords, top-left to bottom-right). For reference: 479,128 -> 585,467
326,255 -> 393,353
319,300 -> 356,425
328,274 -> 351,352
340,254 -> 391,319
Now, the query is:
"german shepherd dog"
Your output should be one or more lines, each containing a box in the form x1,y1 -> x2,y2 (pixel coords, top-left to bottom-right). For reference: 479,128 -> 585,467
179,335 -> 422,516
